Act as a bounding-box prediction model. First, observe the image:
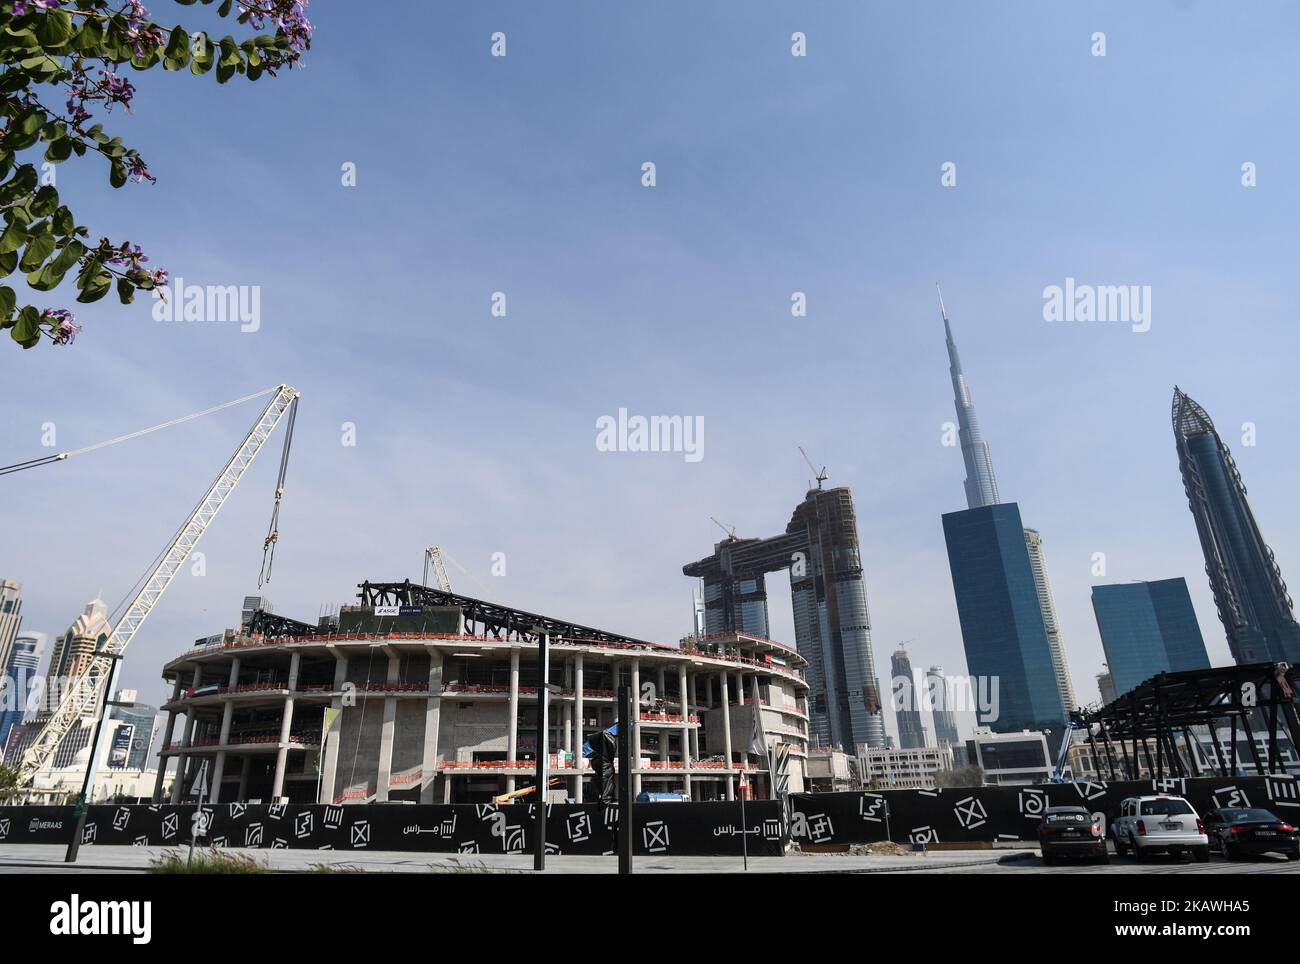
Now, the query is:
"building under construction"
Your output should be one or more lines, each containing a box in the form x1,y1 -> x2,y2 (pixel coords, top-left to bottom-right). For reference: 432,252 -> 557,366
683,486 -> 886,754
154,583 -> 811,804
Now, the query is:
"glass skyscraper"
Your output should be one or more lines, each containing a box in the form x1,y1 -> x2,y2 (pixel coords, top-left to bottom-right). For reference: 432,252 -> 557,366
1173,388 -> 1300,664
938,292 -> 1071,738
684,485 -> 886,752
1091,578 -> 1210,695
942,503 -> 1067,736
890,647 -> 928,749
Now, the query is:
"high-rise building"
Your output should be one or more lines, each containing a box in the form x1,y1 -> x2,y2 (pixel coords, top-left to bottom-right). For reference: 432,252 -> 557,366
684,485 -> 885,752
940,287 -> 1000,510
47,596 -> 111,688
1097,669 -> 1117,705
927,664 -> 962,748
0,630 -> 47,753
1173,388 -> 1300,664
0,579 -> 22,687
943,503 -> 1067,736
1091,578 -> 1212,695
890,646 -> 928,749
1024,529 -> 1078,713
937,294 -> 1068,740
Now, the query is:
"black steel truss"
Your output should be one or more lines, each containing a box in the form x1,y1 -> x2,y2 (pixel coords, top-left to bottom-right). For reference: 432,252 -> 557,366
246,609 -> 318,638
1082,661 -> 1300,780
356,580 -> 658,646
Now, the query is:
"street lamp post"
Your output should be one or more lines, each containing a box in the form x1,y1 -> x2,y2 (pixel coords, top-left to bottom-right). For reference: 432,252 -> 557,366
65,648 -> 125,864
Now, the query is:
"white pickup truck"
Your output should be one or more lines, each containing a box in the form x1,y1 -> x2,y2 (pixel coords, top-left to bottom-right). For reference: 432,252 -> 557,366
1112,794 -> 1209,862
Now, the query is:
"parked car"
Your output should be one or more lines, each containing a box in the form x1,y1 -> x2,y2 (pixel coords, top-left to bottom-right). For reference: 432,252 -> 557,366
1112,794 -> 1209,862
1204,807 -> 1300,860
1038,806 -> 1108,865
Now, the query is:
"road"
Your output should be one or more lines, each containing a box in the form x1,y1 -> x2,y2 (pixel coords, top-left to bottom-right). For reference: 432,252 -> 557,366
3,841 -> 1299,873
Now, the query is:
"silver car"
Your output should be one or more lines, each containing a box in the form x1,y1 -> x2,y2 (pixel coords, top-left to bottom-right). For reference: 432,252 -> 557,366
1112,794 -> 1209,862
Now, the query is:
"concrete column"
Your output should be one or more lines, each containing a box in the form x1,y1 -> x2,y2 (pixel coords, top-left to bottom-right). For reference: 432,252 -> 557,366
237,755 -> 251,800
574,653 -> 585,803
688,672 -> 701,762
719,671 -> 733,800
152,675 -> 184,803
319,651 -> 349,804
706,675 -> 714,707
208,657 -> 241,804
506,648 -> 520,793
270,650 -> 301,801
657,666 -> 666,707
631,658 -> 642,794
734,672 -> 744,705
679,664 -> 692,797
419,647 -> 443,804
375,650 -> 400,803
170,666 -> 203,804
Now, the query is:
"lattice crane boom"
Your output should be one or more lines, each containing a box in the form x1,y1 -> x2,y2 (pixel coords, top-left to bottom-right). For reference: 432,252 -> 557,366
20,385 -> 300,775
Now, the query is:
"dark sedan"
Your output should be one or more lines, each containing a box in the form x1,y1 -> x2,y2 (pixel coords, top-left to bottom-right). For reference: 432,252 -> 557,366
1038,806 -> 1108,865
1204,807 -> 1300,860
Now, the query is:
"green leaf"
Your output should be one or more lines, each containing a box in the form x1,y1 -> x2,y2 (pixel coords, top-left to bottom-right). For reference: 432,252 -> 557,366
0,285 -> 15,318
164,26 -> 190,71
37,9 -> 76,47
117,277 -> 135,304
0,250 -> 16,279
76,266 -> 113,303
30,184 -> 58,217
109,160 -> 128,188
19,233 -> 56,273
11,306 -> 41,348
0,221 -> 27,256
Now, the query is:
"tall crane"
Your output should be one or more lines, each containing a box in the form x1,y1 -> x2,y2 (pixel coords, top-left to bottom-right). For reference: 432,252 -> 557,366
798,446 -> 828,489
18,385 -> 300,776
423,546 -> 452,592
709,517 -> 738,541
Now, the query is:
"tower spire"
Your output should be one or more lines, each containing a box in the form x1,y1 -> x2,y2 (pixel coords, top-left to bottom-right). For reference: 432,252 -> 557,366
939,286 -> 1001,509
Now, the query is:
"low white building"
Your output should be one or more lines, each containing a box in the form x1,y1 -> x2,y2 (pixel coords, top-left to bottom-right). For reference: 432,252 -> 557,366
858,744 -> 953,789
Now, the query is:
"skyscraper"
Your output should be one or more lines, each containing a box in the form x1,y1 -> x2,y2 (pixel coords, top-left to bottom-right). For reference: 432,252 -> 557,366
0,630 -> 46,754
943,503 -> 1067,735
0,579 -> 22,687
684,485 -> 885,752
1096,669 -> 1117,706
927,665 -> 962,748
1173,388 -> 1300,664
891,646 -> 928,749
940,286 -> 1000,510
937,293 -> 1070,738
1091,578 -> 1211,694
1024,529 -> 1078,713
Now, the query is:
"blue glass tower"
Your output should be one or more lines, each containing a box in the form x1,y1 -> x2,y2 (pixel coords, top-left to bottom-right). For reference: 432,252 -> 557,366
1173,389 -> 1300,664
942,504 -> 1067,734
1091,579 -> 1210,695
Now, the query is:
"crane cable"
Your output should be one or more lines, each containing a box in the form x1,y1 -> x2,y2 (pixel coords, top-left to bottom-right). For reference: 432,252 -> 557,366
259,395 -> 298,587
0,386 -> 279,477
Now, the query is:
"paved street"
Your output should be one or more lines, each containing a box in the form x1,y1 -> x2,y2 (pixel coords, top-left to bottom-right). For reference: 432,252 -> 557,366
2,843 -> 1298,874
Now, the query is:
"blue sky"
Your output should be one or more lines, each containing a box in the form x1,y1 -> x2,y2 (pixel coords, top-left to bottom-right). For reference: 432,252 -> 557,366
4,2 -> 1300,742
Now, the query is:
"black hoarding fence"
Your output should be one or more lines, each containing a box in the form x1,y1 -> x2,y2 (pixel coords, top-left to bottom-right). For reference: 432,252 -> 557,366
0,800 -> 785,857
787,775 -> 1300,846
3,775 -> 1293,855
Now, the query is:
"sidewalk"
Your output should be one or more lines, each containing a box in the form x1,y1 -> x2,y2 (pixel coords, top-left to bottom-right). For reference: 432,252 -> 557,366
0,843 -> 1034,874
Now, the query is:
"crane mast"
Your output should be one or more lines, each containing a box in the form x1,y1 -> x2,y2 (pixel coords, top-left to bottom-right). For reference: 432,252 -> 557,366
423,546 -> 452,592
20,385 -> 300,776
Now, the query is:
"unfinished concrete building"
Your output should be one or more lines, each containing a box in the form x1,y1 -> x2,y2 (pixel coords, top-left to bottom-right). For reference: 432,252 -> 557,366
154,583 -> 810,804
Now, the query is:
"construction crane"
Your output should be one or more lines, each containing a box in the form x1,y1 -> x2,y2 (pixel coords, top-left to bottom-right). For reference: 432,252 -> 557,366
798,446 -> 828,489
710,517 -> 738,541
17,385 -> 300,777
423,546 -> 452,592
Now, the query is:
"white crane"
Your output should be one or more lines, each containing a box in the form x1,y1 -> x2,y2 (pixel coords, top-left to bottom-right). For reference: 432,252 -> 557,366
18,385 -> 300,776
423,546 -> 452,592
